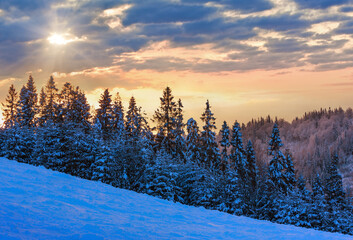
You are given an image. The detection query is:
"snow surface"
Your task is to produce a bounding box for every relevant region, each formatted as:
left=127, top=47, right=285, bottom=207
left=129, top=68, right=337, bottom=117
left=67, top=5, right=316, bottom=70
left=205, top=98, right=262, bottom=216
left=0, top=158, right=352, bottom=240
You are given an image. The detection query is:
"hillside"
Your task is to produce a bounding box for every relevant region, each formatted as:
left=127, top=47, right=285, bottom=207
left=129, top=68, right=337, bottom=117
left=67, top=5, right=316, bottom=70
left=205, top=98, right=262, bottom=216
left=240, top=108, right=353, bottom=195
left=0, top=158, right=352, bottom=240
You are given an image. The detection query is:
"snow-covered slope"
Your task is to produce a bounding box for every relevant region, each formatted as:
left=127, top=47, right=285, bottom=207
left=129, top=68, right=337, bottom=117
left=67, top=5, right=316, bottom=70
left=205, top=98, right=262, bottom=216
left=0, top=158, right=351, bottom=240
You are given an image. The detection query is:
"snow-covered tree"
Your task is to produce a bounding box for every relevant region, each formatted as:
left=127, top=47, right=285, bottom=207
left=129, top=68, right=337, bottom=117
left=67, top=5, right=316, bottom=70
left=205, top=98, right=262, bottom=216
left=200, top=100, right=220, bottom=170
left=174, top=99, right=186, bottom=162
left=16, top=75, right=38, bottom=127
left=2, top=84, right=18, bottom=128
left=230, top=121, right=246, bottom=181
left=267, top=123, right=287, bottom=193
left=95, top=89, right=113, bottom=140
left=219, top=121, right=230, bottom=172
left=186, top=118, right=202, bottom=165
left=153, top=87, right=178, bottom=154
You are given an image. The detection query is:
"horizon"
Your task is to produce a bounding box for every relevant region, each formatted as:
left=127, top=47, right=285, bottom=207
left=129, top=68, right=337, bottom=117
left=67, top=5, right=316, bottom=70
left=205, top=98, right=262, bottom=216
left=1, top=0, right=353, bottom=126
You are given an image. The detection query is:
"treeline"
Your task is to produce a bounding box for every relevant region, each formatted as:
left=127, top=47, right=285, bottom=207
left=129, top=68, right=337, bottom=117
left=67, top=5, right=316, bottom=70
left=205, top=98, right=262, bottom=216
left=0, top=76, right=352, bottom=235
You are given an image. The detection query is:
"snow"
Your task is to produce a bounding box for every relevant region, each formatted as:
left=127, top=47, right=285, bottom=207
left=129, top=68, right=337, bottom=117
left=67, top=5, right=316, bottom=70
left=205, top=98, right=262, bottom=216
left=0, top=158, right=351, bottom=240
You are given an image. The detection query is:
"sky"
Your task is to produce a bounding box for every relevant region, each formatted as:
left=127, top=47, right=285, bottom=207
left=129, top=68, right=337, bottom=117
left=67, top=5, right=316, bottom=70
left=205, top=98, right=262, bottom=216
left=1, top=0, right=353, bottom=126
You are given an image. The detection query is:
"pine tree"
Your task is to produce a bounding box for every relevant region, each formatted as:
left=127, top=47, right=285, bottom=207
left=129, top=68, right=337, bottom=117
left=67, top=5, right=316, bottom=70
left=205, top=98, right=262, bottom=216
left=185, top=118, right=202, bottom=165
left=200, top=100, right=220, bottom=170
left=219, top=121, right=230, bottom=172
left=2, top=84, right=18, bottom=128
left=111, top=92, right=125, bottom=140
left=16, top=75, right=38, bottom=127
left=153, top=87, right=178, bottom=155
left=284, top=150, right=296, bottom=191
left=43, top=76, right=58, bottom=123
left=245, top=140, right=258, bottom=212
left=174, top=99, right=186, bottom=162
left=125, top=96, right=142, bottom=140
left=95, top=89, right=113, bottom=140
left=325, top=154, right=345, bottom=209
left=310, top=174, right=327, bottom=229
left=267, top=123, right=287, bottom=193
left=230, top=121, right=246, bottom=180
left=37, top=88, right=47, bottom=126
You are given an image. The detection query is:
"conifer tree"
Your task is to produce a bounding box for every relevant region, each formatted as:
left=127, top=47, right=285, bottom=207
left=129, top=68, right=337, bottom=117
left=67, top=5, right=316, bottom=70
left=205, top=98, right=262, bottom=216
left=38, top=88, right=47, bottom=126
left=200, top=100, right=220, bottom=170
left=126, top=96, right=140, bottom=140
left=267, top=123, right=287, bottom=193
left=2, top=84, right=18, bottom=128
left=186, top=118, right=202, bottom=165
left=16, top=75, right=38, bottom=127
left=111, top=92, right=125, bottom=139
left=245, top=140, right=258, bottom=208
left=95, top=89, right=113, bottom=140
left=153, top=87, right=178, bottom=154
left=43, top=76, right=58, bottom=123
left=325, top=154, right=345, bottom=209
left=174, top=99, right=186, bottom=162
left=230, top=121, right=246, bottom=182
left=219, top=121, right=230, bottom=172
left=310, top=174, right=326, bottom=229
left=284, top=150, right=296, bottom=191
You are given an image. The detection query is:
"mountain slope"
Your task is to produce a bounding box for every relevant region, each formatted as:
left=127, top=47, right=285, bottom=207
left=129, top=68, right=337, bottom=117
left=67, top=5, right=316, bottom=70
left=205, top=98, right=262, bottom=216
left=0, top=158, right=351, bottom=240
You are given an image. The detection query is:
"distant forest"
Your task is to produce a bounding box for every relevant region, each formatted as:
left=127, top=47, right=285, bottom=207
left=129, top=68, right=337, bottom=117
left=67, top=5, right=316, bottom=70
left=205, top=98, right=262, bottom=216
left=1, top=75, right=352, bottom=235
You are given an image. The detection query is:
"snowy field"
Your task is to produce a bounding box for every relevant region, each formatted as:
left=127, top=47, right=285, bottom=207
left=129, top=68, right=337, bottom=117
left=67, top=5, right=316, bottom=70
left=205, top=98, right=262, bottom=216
left=0, top=158, right=352, bottom=240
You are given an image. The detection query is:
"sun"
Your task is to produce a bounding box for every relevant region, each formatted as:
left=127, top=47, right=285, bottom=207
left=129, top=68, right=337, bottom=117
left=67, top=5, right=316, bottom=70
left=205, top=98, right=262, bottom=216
left=47, top=33, right=70, bottom=45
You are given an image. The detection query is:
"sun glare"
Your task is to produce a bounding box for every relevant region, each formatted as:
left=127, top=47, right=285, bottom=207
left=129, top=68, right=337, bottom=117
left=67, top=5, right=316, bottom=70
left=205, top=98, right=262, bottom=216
left=47, top=33, right=86, bottom=45
left=48, top=33, right=69, bottom=45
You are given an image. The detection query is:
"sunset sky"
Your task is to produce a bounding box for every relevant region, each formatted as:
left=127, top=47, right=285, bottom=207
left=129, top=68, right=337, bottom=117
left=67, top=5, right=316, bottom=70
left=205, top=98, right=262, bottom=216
left=1, top=0, right=353, bottom=126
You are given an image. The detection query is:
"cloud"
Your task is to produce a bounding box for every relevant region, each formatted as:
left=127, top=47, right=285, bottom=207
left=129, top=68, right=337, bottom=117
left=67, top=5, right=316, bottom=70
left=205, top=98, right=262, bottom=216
left=294, top=0, right=352, bottom=9
left=0, top=0, right=353, bottom=79
left=122, top=1, right=215, bottom=25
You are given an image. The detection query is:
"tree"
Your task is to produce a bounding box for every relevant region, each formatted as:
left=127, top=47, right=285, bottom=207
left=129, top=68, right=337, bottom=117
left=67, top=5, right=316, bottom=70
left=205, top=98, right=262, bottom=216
left=186, top=118, right=202, bottom=165
left=2, top=84, right=18, bottom=128
left=267, top=123, right=287, bottom=193
left=245, top=140, right=258, bottom=211
left=219, top=121, right=230, bottom=172
left=200, top=100, right=220, bottom=170
left=42, top=76, right=58, bottom=124
left=325, top=154, right=345, bottom=209
left=230, top=121, right=247, bottom=178
left=16, top=75, right=38, bottom=127
left=284, top=150, right=296, bottom=191
left=174, top=99, right=186, bottom=162
left=111, top=92, right=125, bottom=140
left=153, top=87, right=178, bottom=154
left=95, top=89, right=113, bottom=140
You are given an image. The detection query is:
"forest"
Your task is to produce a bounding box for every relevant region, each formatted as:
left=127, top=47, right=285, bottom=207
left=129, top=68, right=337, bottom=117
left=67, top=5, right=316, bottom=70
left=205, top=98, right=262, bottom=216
left=1, top=75, right=352, bottom=235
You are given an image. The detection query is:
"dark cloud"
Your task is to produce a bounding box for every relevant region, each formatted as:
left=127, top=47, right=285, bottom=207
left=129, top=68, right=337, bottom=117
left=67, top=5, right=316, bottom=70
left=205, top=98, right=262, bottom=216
left=181, top=0, right=273, bottom=13
left=122, top=1, right=214, bottom=25
left=294, top=0, right=352, bottom=9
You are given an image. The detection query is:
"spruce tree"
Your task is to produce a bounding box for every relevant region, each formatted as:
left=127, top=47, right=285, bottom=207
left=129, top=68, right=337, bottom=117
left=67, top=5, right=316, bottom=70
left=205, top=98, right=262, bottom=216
left=174, top=99, right=186, bottom=162
left=16, top=75, right=38, bottom=127
left=153, top=87, right=178, bottom=155
left=325, top=154, right=345, bottom=209
left=2, top=84, right=18, bottom=128
left=245, top=140, right=258, bottom=212
left=186, top=118, right=202, bottom=165
left=230, top=121, right=246, bottom=180
left=219, top=121, right=230, bottom=172
left=284, top=150, right=296, bottom=191
left=95, top=89, right=113, bottom=140
left=200, top=100, right=220, bottom=170
left=111, top=92, right=125, bottom=140
left=267, top=123, right=287, bottom=193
